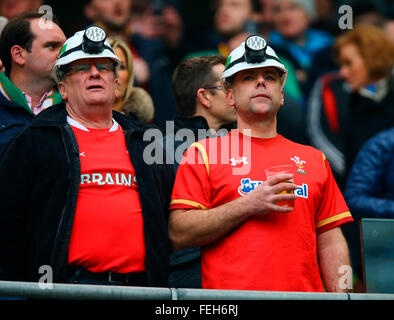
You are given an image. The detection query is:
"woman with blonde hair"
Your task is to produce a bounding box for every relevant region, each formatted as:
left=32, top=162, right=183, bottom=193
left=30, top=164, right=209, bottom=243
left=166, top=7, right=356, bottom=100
left=306, top=24, right=394, bottom=291
left=307, top=24, right=394, bottom=186
left=333, top=24, right=394, bottom=92
left=108, top=37, right=155, bottom=123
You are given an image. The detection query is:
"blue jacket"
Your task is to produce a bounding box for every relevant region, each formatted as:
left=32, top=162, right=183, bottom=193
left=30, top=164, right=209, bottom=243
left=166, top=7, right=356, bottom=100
left=269, top=29, right=333, bottom=70
left=344, top=127, right=394, bottom=220
left=0, top=91, right=33, bottom=154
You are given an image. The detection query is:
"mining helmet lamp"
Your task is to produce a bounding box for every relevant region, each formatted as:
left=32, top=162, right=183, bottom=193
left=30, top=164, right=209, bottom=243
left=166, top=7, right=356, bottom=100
left=83, top=25, right=107, bottom=54
left=221, top=34, right=288, bottom=87
left=54, top=25, right=121, bottom=81
left=226, top=35, right=281, bottom=70
left=245, top=34, right=268, bottom=63
left=56, top=25, right=117, bottom=63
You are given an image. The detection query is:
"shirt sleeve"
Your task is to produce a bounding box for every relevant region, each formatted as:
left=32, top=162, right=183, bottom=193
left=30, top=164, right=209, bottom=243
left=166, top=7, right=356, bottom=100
left=169, top=142, right=211, bottom=210
left=315, top=153, right=354, bottom=234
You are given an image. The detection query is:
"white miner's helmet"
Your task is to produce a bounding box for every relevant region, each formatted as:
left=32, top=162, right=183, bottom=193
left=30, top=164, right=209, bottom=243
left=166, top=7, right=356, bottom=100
left=54, top=25, right=120, bottom=80
left=221, top=34, right=288, bottom=87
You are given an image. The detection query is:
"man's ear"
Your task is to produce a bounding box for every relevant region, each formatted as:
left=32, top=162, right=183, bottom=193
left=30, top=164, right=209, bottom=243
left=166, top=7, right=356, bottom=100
left=10, top=45, right=26, bottom=67
left=226, top=88, right=235, bottom=106
left=58, top=81, right=67, bottom=100
left=196, top=88, right=210, bottom=108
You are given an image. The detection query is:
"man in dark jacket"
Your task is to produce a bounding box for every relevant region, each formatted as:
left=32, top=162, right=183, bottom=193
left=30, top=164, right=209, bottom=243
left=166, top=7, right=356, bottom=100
left=0, top=25, right=174, bottom=287
left=168, top=55, right=236, bottom=171
left=0, top=12, right=65, bottom=153
left=166, top=55, right=236, bottom=288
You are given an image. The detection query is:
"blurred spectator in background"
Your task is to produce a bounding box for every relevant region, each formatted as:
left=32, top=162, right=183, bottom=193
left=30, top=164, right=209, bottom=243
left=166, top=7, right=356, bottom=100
left=311, top=0, right=340, bottom=36
left=218, top=0, right=306, bottom=143
left=108, top=37, right=154, bottom=123
left=84, top=0, right=150, bottom=86
left=84, top=0, right=177, bottom=131
left=269, top=0, right=334, bottom=103
left=130, top=0, right=184, bottom=68
left=212, top=0, right=259, bottom=52
left=166, top=54, right=236, bottom=288
left=307, top=24, right=394, bottom=190
left=169, top=54, right=236, bottom=172
left=0, top=0, right=42, bottom=20
left=0, top=12, right=65, bottom=153
left=337, top=0, right=394, bottom=27
left=182, top=0, right=260, bottom=58
left=254, top=0, right=305, bottom=104
left=348, top=0, right=394, bottom=43
left=256, top=0, right=339, bottom=39
left=383, top=19, right=394, bottom=43
left=352, top=1, right=387, bottom=26
left=307, top=0, right=394, bottom=87
left=307, top=25, right=394, bottom=291
left=254, top=0, right=275, bottom=36
left=344, top=127, right=394, bottom=221
left=343, top=126, right=394, bottom=291
left=0, top=0, right=43, bottom=79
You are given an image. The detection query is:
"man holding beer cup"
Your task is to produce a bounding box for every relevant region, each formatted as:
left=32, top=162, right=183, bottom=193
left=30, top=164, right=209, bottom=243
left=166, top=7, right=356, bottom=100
left=168, top=34, right=353, bottom=292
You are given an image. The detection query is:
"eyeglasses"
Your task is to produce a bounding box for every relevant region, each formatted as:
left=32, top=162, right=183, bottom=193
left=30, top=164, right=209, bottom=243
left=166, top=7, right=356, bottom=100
left=68, top=62, right=115, bottom=74
left=202, top=85, right=223, bottom=91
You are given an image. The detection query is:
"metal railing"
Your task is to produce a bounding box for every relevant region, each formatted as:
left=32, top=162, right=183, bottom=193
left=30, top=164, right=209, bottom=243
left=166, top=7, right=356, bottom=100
left=1, top=281, right=393, bottom=300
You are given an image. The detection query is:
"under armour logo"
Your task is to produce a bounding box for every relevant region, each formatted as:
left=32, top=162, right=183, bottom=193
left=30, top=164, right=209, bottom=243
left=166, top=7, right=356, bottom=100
left=230, top=157, right=248, bottom=166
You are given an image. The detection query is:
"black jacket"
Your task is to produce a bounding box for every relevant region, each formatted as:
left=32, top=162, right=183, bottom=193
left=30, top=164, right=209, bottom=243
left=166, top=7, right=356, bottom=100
left=165, top=116, right=211, bottom=269
left=165, top=115, right=235, bottom=287
left=0, top=90, right=34, bottom=154
left=165, top=115, right=236, bottom=173
left=0, top=103, right=174, bottom=286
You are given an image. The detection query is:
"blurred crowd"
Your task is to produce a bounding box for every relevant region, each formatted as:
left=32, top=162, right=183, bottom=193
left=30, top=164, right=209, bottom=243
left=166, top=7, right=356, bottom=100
left=0, top=0, right=393, bottom=293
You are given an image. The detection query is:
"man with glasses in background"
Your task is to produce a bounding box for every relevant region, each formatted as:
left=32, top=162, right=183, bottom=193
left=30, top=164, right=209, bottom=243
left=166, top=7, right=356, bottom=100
left=0, top=26, right=174, bottom=287
left=166, top=54, right=236, bottom=288
left=169, top=54, right=236, bottom=172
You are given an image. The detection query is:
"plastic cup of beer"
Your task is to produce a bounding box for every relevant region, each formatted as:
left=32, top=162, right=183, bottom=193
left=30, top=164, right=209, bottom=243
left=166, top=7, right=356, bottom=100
left=264, top=164, right=296, bottom=208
